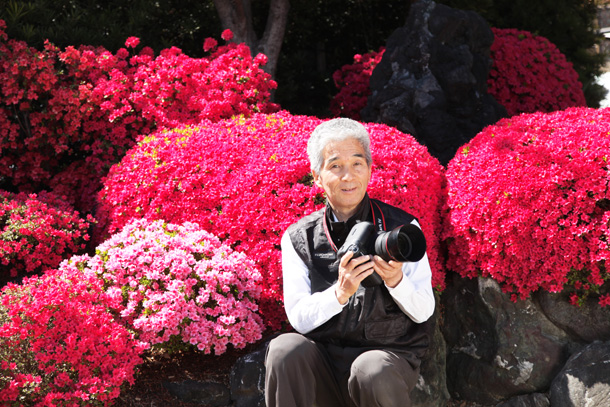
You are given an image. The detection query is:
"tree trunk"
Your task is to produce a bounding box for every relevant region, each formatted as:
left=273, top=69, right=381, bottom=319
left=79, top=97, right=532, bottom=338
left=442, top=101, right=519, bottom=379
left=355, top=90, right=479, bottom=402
left=212, top=0, right=289, bottom=79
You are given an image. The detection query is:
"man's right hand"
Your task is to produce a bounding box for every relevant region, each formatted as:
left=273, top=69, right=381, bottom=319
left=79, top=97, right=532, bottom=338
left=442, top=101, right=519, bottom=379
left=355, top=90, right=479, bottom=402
left=335, top=251, right=375, bottom=305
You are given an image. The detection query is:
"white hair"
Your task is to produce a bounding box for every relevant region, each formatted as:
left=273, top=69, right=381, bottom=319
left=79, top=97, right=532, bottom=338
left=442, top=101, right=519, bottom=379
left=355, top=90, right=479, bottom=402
left=307, top=118, right=372, bottom=173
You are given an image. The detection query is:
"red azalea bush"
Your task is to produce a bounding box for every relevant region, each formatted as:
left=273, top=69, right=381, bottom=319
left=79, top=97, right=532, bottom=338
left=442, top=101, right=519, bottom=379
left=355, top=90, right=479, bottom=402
left=0, top=191, right=93, bottom=285
left=96, top=111, right=446, bottom=329
left=487, top=28, right=586, bottom=116
left=0, top=264, right=147, bottom=406
left=444, top=107, right=610, bottom=306
left=85, top=218, right=264, bottom=355
left=0, top=19, right=278, bottom=213
left=330, top=48, right=385, bottom=119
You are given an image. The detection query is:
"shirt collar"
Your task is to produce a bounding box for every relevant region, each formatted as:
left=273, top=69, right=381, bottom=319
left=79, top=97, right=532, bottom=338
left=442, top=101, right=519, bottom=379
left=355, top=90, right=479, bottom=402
left=325, top=193, right=371, bottom=235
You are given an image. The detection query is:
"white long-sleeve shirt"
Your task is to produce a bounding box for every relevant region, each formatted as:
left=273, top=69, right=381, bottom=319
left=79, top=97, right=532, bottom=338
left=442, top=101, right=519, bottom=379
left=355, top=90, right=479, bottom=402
left=281, top=219, right=436, bottom=334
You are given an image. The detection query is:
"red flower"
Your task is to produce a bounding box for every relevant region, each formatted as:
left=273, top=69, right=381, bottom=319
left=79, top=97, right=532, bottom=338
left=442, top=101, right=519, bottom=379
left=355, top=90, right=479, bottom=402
left=203, top=37, right=218, bottom=52
left=330, top=48, right=385, bottom=119
left=488, top=28, right=586, bottom=116
left=445, top=107, right=610, bottom=306
left=0, top=21, right=277, bottom=214
left=221, top=29, right=234, bottom=41
left=125, top=36, right=140, bottom=49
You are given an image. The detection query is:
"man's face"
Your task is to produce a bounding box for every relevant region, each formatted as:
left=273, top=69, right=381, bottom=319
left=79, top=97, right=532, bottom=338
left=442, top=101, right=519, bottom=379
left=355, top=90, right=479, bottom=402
left=313, top=138, right=372, bottom=222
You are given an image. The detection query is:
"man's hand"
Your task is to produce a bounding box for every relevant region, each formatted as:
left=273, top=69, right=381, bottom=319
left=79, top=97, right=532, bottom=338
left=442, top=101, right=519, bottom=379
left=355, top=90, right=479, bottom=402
left=372, top=255, right=403, bottom=288
left=335, top=251, right=374, bottom=305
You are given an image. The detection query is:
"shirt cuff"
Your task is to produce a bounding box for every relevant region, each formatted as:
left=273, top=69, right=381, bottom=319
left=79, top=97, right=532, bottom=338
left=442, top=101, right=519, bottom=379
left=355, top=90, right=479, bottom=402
left=386, top=273, right=415, bottom=299
left=324, top=283, right=348, bottom=312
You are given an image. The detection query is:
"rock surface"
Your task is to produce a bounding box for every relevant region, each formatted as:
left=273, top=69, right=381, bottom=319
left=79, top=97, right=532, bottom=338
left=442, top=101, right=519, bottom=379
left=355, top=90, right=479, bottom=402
left=361, top=0, right=506, bottom=165
left=549, top=341, right=610, bottom=407
left=442, top=276, right=573, bottom=404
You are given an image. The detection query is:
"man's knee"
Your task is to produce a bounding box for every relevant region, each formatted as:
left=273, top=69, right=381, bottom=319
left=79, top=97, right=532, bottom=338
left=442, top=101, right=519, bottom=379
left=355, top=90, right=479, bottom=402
left=350, top=351, right=405, bottom=387
left=348, top=350, right=418, bottom=406
left=266, top=332, right=318, bottom=369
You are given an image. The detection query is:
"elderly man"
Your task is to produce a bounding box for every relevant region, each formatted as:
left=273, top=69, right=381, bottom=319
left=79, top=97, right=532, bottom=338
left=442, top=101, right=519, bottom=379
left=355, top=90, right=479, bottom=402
left=265, top=118, right=436, bottom=407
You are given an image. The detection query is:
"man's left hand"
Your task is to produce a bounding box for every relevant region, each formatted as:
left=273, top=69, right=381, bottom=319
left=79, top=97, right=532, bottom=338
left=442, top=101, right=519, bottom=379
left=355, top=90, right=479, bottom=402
left=372, top=256, right=403, bottom=288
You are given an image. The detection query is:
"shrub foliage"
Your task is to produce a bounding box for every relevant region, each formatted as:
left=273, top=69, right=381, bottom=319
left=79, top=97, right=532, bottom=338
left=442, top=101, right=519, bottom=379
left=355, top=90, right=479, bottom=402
left=444, top=107, right=610, bottom=306
left=0, top=266, right=147, bottom=406
left=0, top=20, right=277, bottom=213
left=96, top=111, right=447, bottom=329
left=87, top=219, right=264, bottom=355
left=487, top=28, right=586, bottom=116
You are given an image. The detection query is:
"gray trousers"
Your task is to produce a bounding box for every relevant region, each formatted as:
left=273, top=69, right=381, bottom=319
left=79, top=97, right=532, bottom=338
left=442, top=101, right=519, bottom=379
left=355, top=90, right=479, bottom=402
left=264, top=332, right=420, bottom=407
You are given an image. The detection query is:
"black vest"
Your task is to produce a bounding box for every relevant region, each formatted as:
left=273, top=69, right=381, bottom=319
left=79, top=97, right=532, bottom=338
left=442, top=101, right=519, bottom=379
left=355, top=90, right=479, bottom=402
left=286, top=196, right=433, bottom=358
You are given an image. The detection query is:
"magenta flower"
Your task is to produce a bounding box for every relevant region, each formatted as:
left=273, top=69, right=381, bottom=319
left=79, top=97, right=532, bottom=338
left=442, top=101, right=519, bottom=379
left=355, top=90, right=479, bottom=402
left=488, top=28, right=586, bottom=116
left=125, top=36, right=140, bottom=48
left=0, top=191, right=92, bottom=282
left=96, top=112, right=447, bottom=329
left=445, top=107, right=610, bottom=306
left=0, top=262, right=147, bottom=405
left=203, top=37, right=218, bottom=52
left=221, top=29, right=234, bottom=41
left=330, top=47, right=385, bottom=119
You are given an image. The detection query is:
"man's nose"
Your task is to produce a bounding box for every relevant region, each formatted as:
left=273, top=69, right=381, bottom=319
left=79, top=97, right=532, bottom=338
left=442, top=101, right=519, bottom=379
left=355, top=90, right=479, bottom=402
left=341, top=168, right=355, bottom=181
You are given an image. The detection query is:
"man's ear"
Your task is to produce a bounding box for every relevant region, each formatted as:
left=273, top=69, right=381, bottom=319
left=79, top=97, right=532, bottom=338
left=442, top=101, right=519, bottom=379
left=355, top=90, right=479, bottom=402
left=312, top=171, right=323, bottom=189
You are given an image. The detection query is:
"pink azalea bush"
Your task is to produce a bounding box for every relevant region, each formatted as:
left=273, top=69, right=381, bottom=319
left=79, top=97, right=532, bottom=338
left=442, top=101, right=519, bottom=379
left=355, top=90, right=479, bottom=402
left=0, top=265, right=147, bottom=406
left=0, top=191, right=93, bottom=284
left=96, top=111, right=446, bottom=329
left=0, top=20, right=278, bottom=213
left=444, top=107, right=610, bottom=307
left=86, top=219, right=264, bottom=355
left=488, top=28, right=586, bottom=116
left=330, top=48, right=385, bottom=119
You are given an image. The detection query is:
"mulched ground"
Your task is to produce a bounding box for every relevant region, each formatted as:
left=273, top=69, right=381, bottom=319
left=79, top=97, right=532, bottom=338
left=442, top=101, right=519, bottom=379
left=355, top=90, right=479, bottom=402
left=113, top=345, right=255, bottom=407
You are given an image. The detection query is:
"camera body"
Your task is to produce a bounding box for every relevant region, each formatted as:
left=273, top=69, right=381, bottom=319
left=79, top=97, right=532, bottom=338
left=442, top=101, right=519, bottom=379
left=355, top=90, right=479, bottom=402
left=336, top=221, right=427, bottom=287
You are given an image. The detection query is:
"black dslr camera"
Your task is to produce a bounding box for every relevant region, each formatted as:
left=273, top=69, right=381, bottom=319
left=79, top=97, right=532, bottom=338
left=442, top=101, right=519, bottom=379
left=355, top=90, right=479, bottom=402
left=336, top=221, right=427, bottom=287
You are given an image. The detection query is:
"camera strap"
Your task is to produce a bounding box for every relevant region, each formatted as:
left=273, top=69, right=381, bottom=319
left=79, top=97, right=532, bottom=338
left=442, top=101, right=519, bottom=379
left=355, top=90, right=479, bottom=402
left=323, top=200, right=387, bottom=253
left=371, top=200, right=387, bottom=233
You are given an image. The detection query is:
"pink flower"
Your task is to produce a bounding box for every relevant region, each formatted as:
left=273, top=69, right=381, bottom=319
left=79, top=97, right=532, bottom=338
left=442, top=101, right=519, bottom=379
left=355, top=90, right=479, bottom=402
left=88, top=219, right=264, bottom=354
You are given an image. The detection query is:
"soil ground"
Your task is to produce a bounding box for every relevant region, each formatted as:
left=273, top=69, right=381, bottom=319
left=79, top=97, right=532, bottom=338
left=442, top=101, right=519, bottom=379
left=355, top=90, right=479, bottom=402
left=113, top=345, right=252, bottom=407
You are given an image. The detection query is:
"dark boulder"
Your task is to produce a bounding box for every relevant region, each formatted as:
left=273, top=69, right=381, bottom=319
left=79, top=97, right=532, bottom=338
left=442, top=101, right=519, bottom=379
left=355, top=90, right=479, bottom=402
left=362, top=0, right=506, bottom=165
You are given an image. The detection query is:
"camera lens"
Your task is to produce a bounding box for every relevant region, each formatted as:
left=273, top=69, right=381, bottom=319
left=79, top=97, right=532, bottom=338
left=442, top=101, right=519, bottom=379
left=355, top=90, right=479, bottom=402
left=375, top=224, right=426, bottom=262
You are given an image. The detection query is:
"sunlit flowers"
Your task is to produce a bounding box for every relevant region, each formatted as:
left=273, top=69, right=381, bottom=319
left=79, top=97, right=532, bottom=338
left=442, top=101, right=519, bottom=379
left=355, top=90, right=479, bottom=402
left=0, top=264, right=147, bottom=406
left=90, top=219, right=264, bottom=354
left=96, top=112, right=447, bottom=329
left=445, top=107, right=610, bottom=306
